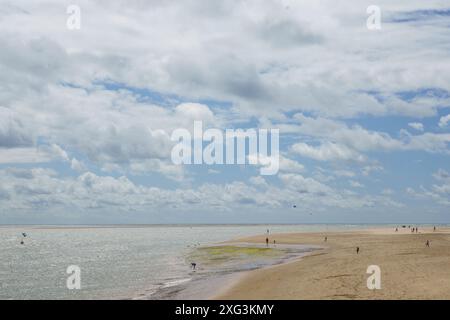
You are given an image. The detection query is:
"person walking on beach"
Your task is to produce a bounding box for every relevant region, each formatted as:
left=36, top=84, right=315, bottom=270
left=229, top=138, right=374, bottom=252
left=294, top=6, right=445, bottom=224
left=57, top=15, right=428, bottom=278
left=426, top=240, right=430, bottom=247
left=324, top=236, right=327, bottom=242
left=191, top=262, right=197, bottom=270
left=356, top=247, right=360, bottom=254
left=434, top=226, right=436, bottom=232
left=266, top=237, right=269, bottom=247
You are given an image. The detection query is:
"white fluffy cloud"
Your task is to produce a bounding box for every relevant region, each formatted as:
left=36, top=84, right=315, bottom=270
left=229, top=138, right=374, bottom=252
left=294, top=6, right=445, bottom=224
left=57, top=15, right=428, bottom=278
left=0, top=168, right=402, bottom=215
left=439, top=115, right=450, bottom=128
left=408, top=122, right=424, bottom=131
left=1, top=0, right=450, bottom=119
left=0, top=107, right=34, bottom=148
left=291, top=142, right=365, bottom=162
left=0, top=1, right=449, bottom=220
left=288, top=114, right=450, bottom=163
left=407, top=169, right=450, bottom=206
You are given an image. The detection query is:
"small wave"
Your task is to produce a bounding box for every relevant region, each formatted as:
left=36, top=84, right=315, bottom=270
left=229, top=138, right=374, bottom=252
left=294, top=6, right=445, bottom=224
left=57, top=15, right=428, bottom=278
left=161, top=277, right=192, bottom=288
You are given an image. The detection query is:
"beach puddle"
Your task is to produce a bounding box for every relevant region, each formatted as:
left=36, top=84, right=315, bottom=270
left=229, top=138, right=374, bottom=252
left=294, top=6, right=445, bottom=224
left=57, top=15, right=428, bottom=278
left=149, top=242, right=322, bottom=299
left=190, top=245, right=284, bottom=270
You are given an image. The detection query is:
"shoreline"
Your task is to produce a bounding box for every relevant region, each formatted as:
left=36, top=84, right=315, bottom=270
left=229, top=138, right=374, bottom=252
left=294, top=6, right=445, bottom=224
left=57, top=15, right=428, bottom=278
left=148, top=242, right=323, bottom=300
left=213, top=226, right=450, bottom=300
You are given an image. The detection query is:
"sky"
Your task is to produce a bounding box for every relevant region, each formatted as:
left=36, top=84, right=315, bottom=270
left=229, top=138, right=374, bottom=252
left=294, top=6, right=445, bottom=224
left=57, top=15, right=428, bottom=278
left=0, top=0, right=450, bottom=224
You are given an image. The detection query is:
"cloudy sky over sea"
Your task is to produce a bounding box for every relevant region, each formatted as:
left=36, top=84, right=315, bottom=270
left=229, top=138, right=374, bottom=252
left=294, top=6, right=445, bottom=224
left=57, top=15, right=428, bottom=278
left=0, top=0, right=450, bottom=223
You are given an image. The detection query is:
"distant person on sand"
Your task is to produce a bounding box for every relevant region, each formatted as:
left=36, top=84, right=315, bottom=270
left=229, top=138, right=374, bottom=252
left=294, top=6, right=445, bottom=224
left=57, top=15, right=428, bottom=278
left=266, top=237, right=269, bottom=246
left=395, top=228, right=398, bottom=232
left=434, top=226, right=436, bottom=232
left=416, top=227, right=419, bottom=233
left=356, top=247, right=360, bottom=254
left=426, top=240, right=430, bottom=247
left=191, top=262, right=197, bottom=270
left=324, top=236, right=327, bottom=242
left=273, top=240, right=276, bottom=246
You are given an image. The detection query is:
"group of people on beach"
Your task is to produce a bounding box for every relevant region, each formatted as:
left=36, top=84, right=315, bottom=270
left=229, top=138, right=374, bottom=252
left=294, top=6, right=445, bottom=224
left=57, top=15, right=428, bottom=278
left=265, top=237, right=276, bottom=247
left=394, top=226, right=421, bottom=233
left=394, top=226, right=437, bottom=233
left=190, top=226, right=438, bottom=270
left=393, top=226, right=437, bottom=247
left=265, top=229, right=277, bottom=247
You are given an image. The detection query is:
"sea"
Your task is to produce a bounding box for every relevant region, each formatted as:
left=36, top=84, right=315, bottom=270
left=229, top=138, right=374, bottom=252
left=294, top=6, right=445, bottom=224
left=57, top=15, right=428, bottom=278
left=0, top=224, right=401, bottom=299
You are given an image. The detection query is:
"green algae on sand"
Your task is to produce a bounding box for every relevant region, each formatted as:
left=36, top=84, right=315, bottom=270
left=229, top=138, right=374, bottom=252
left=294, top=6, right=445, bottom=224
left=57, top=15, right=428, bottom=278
left=189, top=245, right=284, bottom=266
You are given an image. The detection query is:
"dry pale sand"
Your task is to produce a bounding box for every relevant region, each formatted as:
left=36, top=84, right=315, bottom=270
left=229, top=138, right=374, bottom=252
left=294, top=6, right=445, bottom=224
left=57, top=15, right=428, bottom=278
left=215, top=227, right=450, bottom=300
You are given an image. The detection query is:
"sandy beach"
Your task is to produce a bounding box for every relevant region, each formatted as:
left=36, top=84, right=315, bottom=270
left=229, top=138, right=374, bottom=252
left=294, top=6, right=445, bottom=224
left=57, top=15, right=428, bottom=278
left=215, top=226, right=450, bottom=300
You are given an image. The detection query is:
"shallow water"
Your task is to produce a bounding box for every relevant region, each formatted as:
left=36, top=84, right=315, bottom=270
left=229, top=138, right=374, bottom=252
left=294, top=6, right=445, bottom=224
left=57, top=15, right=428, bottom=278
left=0, top=224, right=392, bottom=299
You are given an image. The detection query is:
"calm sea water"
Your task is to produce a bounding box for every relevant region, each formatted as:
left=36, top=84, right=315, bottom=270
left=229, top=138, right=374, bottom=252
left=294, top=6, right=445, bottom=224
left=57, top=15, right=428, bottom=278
left=0, top=224, right=389, bottom=300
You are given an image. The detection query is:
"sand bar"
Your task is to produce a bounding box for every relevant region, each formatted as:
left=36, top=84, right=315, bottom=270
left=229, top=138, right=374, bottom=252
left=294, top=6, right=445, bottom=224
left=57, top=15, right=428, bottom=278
left=215, top=226, right=450, bottom=300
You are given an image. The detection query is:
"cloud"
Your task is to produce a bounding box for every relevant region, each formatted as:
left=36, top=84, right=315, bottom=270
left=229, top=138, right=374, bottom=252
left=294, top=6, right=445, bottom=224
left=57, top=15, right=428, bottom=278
left=289, top=114, right=403, bottom=153
left=249, top=176, right=268, bottom=187
left=349, top=180, right=364, bottom=188
left=291, top=142, right=365, bottom=162
left=362, top=165, right=383, bottom=176
left=259, top=17, right=324, bottom=48
left=433, top=169, right=450, bottom=181
left=288, top=115, right=450, bottom=163
left=0, top=144, right=68, bottom=164
left=2, top=0, right=450, bottom=121
left=0, top=168, right=401, bottom=214
left=175, top=103, right=215, bottom=124
left=71, top=158, right=87, bottom=172
left=0, top=107, right=34, bottom=148
left=279, top=173, right=332, bottom=195
left=439, top=114, right=450, bottom=128
left=406, top=169, right=450, bottom=206
left=0, top=1, right=449, bottom=221
left=388, top=8, right=450, bottom=23
left=278, top=156, right=305, bottom=173
left=408, top=122, right=424, bottom=131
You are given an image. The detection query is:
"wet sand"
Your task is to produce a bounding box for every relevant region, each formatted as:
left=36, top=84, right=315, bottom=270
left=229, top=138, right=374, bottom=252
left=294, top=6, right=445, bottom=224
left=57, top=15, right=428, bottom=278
left=150, top=243, right=321, bottom=300
left=215, top=226, right=450, bottom=300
